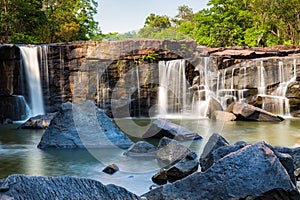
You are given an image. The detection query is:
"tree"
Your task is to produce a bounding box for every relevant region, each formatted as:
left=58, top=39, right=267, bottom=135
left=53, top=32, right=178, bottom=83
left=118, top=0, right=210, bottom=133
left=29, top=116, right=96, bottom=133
left=42, top=0, right=99, bottom=42
left=139, top=13, right=190, bottom=40
left=0, top=0, right=100, bottom=43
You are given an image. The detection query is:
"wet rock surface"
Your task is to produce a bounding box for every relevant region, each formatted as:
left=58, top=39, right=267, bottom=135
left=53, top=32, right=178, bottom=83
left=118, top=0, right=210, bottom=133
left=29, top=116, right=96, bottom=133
left=102, top=164, right=119, bottom=175
left=18, top=113, right=56, bottom=129
left=142, top=119, right=202, bottom=141
left=226, top=102, right=284, bottom=122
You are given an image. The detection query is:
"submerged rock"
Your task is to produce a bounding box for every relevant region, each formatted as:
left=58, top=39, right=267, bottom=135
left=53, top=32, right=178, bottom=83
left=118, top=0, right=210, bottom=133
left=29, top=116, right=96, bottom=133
left=124, top=141, right=158, bottom=157
left=226, top=102, right=284, bottom=122
left=0, top=116, right=12, bottom=125
left=0, top=174, right=140, bottom=200
left=142, top=119, right=202, bottom=141
left=102, top=163, right=119, bottom=175
left=18, top=113, right=56, bottom=129
left=37, top=101, right=133, bottom=149
left=145, top=142, right=300, bottom=199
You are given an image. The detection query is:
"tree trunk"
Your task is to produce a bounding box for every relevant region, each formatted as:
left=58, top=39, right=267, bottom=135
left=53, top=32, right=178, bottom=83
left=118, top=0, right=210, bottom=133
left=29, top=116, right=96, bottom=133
left=2, top=0, right=8, bottom=43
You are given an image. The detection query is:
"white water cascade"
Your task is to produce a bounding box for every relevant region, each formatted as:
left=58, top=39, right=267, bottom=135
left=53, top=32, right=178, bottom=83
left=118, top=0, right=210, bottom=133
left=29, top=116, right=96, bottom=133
left=158, top=60, right=190, bottom=117
left=20, top=46, right=45, bottom=117
left=261, top=61, right=296, bottom=117
left=157, top=58, right=217, bottom=118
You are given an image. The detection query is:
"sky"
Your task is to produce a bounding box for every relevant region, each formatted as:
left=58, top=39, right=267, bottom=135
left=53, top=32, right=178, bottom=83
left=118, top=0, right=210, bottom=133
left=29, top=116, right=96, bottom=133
left=96, top=0, right=209, bottom=34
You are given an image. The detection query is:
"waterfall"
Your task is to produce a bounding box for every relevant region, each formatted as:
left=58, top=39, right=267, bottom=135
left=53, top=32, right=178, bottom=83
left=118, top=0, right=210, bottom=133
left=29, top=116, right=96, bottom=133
left=230, top=68, right=235, bottom=90
left=192, top=57, right=216, bottom=117
left=262, top=60, right=295, bottom=117
left=135, top=64, right=141, bottom=116
left=158, top=59, right=189, bottom=117
left=20, top=46, right=45, bottom=117
left=257, top=61, right=266, bottom=95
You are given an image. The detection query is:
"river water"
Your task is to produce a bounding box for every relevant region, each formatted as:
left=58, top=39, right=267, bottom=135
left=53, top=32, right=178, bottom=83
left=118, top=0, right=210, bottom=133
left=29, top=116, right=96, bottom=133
left=0, top=118, right=300, bottom=195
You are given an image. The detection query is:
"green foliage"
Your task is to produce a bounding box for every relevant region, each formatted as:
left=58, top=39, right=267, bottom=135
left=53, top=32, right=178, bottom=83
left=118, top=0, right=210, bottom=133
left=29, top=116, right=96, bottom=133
left=137, top=0, right=300, bottom=47
left=102, top=31, right=139, bottom=41
left=0, top=0, right=100, bottom=43
left=141, top=53, right=160, bottom=63
left=187, top=0, right=300, bottom=46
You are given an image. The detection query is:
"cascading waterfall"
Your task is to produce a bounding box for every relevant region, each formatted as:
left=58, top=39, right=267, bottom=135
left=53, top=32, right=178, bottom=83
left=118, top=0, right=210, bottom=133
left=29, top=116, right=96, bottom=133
left=158, top=59, right=190, bottom=117
left=257, top=61, right=266, bottom=95
left=135, top=64, right=141, bottom=116
left=192, top=57, right=216, bottom=117
left=20, top=46, right=45, bottom=117
left=261, top=61, right=295, bottom=117
left=157, top=58, right=218, bottom=118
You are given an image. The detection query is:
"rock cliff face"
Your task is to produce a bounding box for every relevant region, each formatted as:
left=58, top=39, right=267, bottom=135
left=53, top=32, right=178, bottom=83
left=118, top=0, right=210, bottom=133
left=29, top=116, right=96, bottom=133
left=1, top=40, right=300, bottom=119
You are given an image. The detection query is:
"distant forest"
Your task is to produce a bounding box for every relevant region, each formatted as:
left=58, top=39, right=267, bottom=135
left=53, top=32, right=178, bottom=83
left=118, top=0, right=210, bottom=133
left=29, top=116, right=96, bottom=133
left=1, top=0, right=300, bottom=47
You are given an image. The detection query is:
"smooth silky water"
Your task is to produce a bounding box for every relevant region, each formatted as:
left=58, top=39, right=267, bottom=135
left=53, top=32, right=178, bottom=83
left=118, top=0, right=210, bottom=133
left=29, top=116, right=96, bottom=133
left=1, top=118, right=300, bottom=195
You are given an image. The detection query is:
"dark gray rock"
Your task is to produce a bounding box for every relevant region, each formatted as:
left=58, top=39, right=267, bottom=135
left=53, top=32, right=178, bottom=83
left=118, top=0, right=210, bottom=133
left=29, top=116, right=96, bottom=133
left=0, top=116, right=12, bottom=125
left=142, top=186, right=164, bottom=200
left=18, top=113, right=56, bottom=129
left=201, top=137, right=297, bottom=186
left=124, top=141, right=158, bottom=157
left=274, top=146, right=300, bottom=169
left=37, top=101, right=133, bottom=149
left=199, top=133, right=229, bottom=172
left=157, top=137, right=190, bottom=165
left=142, top=119, right=202, bottom=141
left=152, top=170, right=168, bottom=185
left=166, top=151, right=199, bottom=183
left=148, top=142, right=299, bottom=200
left=0, top=174, right=140, bottom=200
left=102, top=163, right=119, bottom=175
left=226, top=102, right=284, bottom=122
left=152, top=152, right=199, bottom=185
left=251, top=188, right=300, bottom=200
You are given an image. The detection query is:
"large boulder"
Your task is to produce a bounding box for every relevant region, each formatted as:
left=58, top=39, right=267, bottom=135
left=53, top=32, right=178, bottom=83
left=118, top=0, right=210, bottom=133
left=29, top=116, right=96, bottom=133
left=201, top=138, right=296, bottom=186
left=0, top=174, right=140, bottom=200
left=142, top=119, right=202, bottom=141
left=37, top=101, right=133, bottom=149
left=274, top=146, right=300, bottom=169
left=199, top=133, right=229, bottom=172
left=156, top=137, right=191, bottom=165
left=18, top=113, right=56, bottom=129
left=145, top=142, right=300, bottom=199
left=226, top=102, right=284, bottom=122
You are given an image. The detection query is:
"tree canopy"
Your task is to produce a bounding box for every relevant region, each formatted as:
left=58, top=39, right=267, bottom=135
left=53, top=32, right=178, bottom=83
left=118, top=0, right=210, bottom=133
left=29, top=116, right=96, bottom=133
left=0, top=0, right=101, bottom=43
left=136, top=1, right=300, bottom=47
left=1, top=0, right=300, bottom=46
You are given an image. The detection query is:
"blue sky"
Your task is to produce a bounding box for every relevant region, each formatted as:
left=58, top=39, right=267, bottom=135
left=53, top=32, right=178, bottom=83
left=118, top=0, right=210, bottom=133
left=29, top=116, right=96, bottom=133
left=96, top=0, right=209, bottom=34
